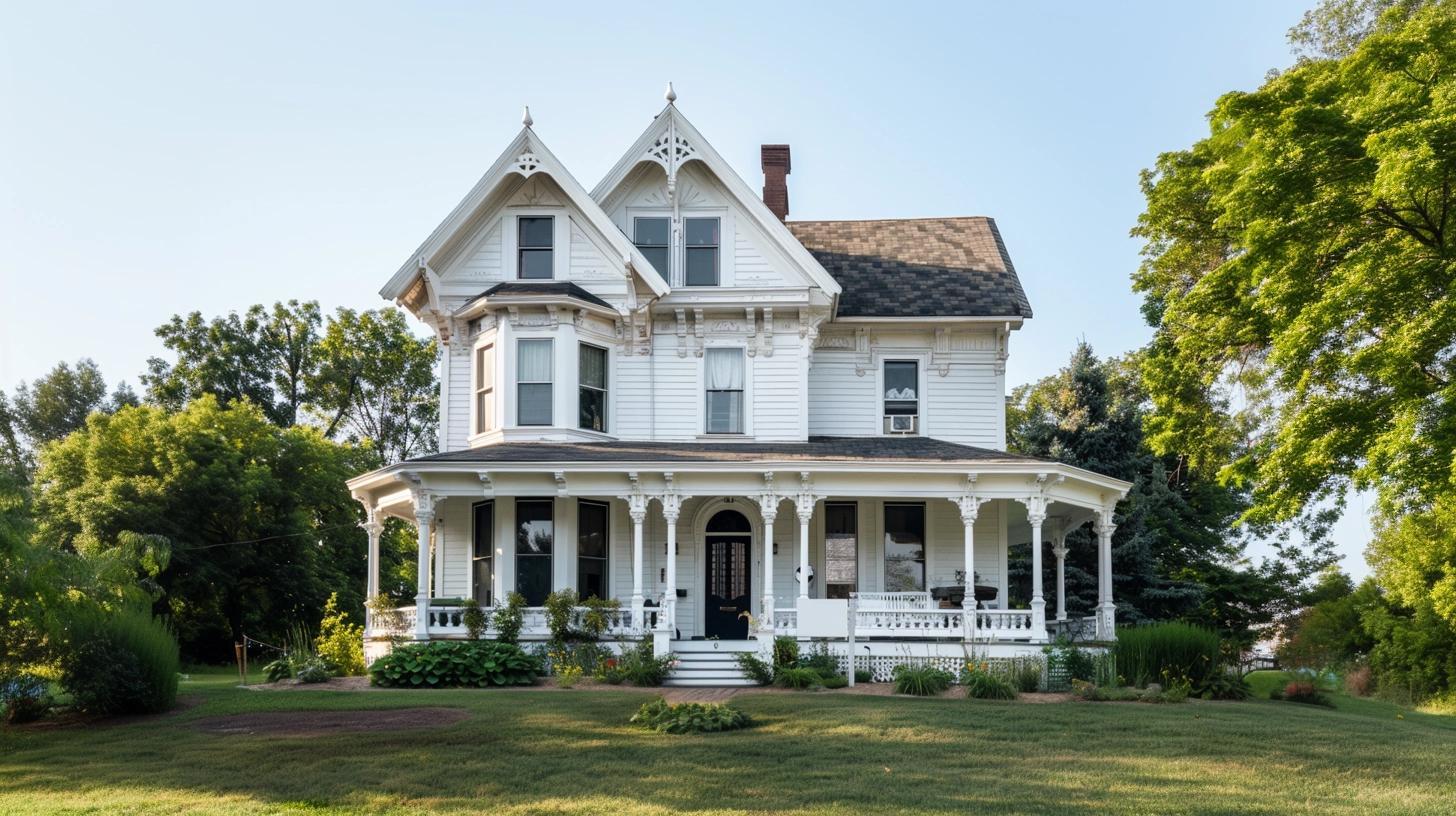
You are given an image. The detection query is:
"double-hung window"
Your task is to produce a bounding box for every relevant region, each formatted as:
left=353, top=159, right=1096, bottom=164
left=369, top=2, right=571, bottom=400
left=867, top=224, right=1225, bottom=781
left=824, top=502, right=858, bottom=599
left=884, top=502, right=926, bottom=592
left=704, top=347, right=745, bottom=434
left=516, top=339, right=553, bottom=426
left=474, top=343, right=495, bottom=434
left=577, top=500, right=609, bottom=601
left=471, top=501, right=494, bottom=606
left=883, top=360, right=919, bottom=433
left=517, top=216, right=553, bottom=279
left=514, top=499, right=553, bottom=606
left=684, top=217, right=720, bottom=286
left=578, top=344, right=607, bottom=432
left=633, top=217, right=669, bottom=278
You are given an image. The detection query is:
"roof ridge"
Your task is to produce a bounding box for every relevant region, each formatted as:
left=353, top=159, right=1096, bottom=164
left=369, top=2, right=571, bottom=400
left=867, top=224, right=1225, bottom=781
left=789, top=216, right=994, bottom=225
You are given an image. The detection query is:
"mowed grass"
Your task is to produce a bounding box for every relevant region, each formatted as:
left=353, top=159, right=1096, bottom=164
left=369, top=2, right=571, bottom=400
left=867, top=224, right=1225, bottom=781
left=2, top=669, right=1455, bottom=815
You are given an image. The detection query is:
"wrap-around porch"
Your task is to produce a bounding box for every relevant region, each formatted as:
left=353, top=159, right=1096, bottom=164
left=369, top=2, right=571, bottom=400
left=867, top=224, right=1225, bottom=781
left=350, top=457, right=1129, bottom=658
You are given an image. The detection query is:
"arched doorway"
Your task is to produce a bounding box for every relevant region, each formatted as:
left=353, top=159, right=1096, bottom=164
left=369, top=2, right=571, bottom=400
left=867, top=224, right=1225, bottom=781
left=704, top=509, right=752, bottom=639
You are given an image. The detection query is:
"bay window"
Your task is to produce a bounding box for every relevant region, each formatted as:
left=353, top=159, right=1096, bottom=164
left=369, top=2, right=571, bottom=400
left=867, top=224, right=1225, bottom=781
left=578, top=344, right=607, bottom=432
left=474, top=343, right=495, bottom=434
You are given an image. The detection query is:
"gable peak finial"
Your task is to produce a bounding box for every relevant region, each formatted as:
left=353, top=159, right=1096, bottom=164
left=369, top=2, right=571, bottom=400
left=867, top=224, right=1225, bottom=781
left=664, top=82, right=676, bottom=104
left=521, top=105, right=533, bottom=128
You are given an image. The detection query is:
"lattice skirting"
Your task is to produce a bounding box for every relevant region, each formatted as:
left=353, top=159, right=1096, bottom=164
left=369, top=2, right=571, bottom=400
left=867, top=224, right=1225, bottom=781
left=838, top=653, right=1053, bottom=685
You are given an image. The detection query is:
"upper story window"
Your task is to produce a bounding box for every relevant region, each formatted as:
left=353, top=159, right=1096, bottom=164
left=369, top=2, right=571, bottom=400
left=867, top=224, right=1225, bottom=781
left=704, top=347, right=744, bottom=434
left=517, top=216, right=554, bottom=279
left=474, top=343, right=495, bottom=435
left=684, top=217, right=720, bottom=286
left=633, top=217, right=669, bottom=278
left=579, top=344, right=608, bottom=432
left=517, top=339, right=553, bottom=426
left=883, top=360, right=919, bottom=434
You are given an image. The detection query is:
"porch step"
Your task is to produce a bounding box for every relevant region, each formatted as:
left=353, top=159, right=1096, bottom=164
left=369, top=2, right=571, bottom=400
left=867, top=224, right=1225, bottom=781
left=664, top=647, right=756, bottom=687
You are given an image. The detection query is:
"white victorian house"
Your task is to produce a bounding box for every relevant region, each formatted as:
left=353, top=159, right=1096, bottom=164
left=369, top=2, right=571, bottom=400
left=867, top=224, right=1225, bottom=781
left=347, top=92, right=1131, bottom=684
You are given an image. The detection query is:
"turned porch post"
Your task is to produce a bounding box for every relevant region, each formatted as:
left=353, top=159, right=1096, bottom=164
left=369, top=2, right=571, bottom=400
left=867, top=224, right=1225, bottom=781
left=1026, top=494, right=1048, bottom=641
left=660, top=489, right=684, bottom=635
left=952, top=493, right=982, bottom=642
left=626, top=491, right=648, bottom=630
left=411, top=491, right=435, bottom=640
left=756, top=487, right=779, bottom=633
left=1052, top=524, right=1069, bottom=623
left=361, top=506, right=383, bottom=632
left=794, top=474, right=818, bottom=601
left=1095, top=508, right=1117, bottom=639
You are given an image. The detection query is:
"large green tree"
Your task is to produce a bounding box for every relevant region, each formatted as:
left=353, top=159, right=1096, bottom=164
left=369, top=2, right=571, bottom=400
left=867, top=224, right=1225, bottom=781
left=32, top=396, right=370, bottom=661
left=1, top=359, right=135, bottom=480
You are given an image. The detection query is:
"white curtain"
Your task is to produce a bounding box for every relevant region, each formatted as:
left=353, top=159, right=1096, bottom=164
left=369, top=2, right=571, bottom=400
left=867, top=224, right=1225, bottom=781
left=517, top=339, right=553, bottom=382
left=705, top=348, right=744, bottom=390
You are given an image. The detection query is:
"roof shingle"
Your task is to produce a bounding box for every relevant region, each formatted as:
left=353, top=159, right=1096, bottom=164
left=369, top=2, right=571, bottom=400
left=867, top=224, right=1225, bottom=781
left=787, top=217, right=1032, bottom=319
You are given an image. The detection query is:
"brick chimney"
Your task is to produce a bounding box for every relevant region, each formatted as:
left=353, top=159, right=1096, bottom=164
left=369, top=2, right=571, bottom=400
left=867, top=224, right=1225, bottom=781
left=761, top=144, right=791, bottom=222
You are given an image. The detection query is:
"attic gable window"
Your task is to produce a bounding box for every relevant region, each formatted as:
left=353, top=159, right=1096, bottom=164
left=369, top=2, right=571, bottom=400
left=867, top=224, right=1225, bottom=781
left=633, top=217, right=669, bottom=278
left=517, top=216, right=554, bottom=279
left=685, top=217, right=719, bottom=286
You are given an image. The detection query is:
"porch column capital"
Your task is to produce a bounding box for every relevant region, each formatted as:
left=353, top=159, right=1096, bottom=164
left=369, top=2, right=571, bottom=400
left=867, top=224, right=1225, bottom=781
left=410, top=491, right=437, bottom=525
left=951, top=494, right=985, bottom=524
left=657, top=492, right=689, bottom=524
left=1052, top=541, right=1069, bottom=560
left=793, top=471, right=818, bottom=522
left=1094, top=506, right=1117, bottom=537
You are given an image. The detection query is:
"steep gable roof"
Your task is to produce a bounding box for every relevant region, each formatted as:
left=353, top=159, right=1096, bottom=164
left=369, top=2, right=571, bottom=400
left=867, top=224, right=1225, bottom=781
left=787, top=217, right=1033, bottom=319
left=380, top=124, right=669, bottom=305
left=591, top=103, right=842, bottom=298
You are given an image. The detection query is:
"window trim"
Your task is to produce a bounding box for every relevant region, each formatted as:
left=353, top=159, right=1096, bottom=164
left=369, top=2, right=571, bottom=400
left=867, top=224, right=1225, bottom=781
left=515, top=338, right=554, bottom=427
left=471, top=500, right=494, bottom=606
left=474, top=342, right=496, bottom=435
left=877, top=354, right=929, bottom=436
left=516, top=215, right=555, bottom=280
left=882, top=501, right=927, bottom=593
left=576, top=499, right=610, bottom=601
left=702, top=346, right=748, bottom=435
left=823, top=501, right=858, bottom=599
left=632, top=216, right=670, bottom=281
left=514, top=498, right=555, bottom=606
left=578, top=343, right=609, bottom=433
left=684, top=216, right=721, bottom=287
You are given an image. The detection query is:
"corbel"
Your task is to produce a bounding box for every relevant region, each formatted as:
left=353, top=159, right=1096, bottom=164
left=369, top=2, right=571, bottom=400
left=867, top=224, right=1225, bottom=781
left=675, top=308, right=688, bottom=358
left=507, top=306, right=521, bottom=328
left=853, top=328, right=872, bottom=376
left=932, top=328, right=951, bottom=376
left=478, top=471, right=494, bottom=497
left=553, top=471, right=568, bottom=497
left=746, top=307, right=759, bottom=357
left=762, top=307, right=774, bottom=357
left=693, top=308, right=705, bottom=357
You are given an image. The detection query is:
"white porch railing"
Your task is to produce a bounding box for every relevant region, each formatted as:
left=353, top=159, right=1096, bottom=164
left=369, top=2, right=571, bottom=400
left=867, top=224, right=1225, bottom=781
left=773, top=609, right=798, bottom=635
left=370, top=604, right=641, bottom=640
left=974, top=608, right=1035, bottom=637
left=854, top=607, right=962, bottom=636
left=851, top=591, right=936, bottom=610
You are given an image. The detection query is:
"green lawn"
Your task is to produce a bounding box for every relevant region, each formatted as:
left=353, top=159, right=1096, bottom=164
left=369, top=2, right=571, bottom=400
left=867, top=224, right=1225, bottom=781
left=3, top=669, right=1455, bottom=815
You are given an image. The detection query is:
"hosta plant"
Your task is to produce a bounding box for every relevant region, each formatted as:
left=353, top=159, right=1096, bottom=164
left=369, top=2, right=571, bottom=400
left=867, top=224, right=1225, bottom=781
left=630, top=697, right=751, bottom=734
left=369, top=641, right=540, bottom=688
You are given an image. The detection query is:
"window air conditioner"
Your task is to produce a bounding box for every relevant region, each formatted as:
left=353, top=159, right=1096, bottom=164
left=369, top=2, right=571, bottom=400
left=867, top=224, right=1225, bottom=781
left=884, top=414, right=918, bottom=434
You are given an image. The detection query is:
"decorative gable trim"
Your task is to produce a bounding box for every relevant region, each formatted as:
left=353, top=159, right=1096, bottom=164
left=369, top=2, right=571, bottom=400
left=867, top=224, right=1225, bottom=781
left=590, top=104, right=842, bottom=299
left=380, top=125, right=669, bottom=305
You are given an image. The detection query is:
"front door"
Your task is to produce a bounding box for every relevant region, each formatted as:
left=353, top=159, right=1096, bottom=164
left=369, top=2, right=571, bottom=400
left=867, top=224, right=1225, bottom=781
left=704, top=510, right=752, bottom=639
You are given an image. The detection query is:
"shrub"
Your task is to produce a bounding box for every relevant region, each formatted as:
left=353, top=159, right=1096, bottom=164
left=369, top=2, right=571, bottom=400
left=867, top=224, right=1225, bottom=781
left=775, top=666, right=823, bottom=690
left=798, top=640, right=839, bottom=678
left=314, top=593, right=365, bottom=676
left=734, top=652, right=775, bottom=685
left=60, top=606, right=179, bottom=715
left=1005, top=657, right=1043, bottom=692
left=293, top=655, right=332, bottom=683
left=1045, top=639, right=1099, bottom=689
left=462, top=600, right=489, bottom=641
left=821, top=674, right=848, bottom=689
left=892, top=664, right=954, bottom=696
left=630, top=697, right=750, bottom=734
left=617, top=638, right=675, bottom=686
left=772, top=636, right=799, bottom=670
left=555, top=660, right=583, bottom=689
left=544, top=589, right=579, bottom=645
left=493, top=592, right=525, bottom=645
left=1, top=674, right=52, bottom=724
left=579, top=596, right=622, bottom=640
left=1116, top=623, right=1222, bottom=688
left=1345, top=665, right=1374, bottom=697
left=961, top=666, right=1017, bottom=700
left=369, top=640, right=539, bottom=688
left=1193, top=672, right=1251, bottom=700
left=1273, top=680, right=1332, bottom=707
left=854, top=668, right=872, bottom=684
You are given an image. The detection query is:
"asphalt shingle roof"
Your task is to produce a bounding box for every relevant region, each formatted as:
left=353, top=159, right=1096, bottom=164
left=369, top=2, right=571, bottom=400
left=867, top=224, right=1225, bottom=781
left=407, top=436, right=1045, bottom=465
left=787, top=217, right=1033, bottom=319
left=471, top=281, right=613, bottom=309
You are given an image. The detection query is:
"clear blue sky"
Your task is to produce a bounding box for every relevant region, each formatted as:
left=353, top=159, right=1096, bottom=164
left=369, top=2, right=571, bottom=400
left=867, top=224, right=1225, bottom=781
left=0, top=0, right=1370, bottom=575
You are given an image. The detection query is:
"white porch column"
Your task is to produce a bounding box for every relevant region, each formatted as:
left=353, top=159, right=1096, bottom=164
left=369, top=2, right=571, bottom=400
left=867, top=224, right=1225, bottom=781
left=1095, top=508, right=1117, bottom=639
left=952, top=493, right=982, bottom=642
left=361, top=507, right=383, bottom=632
left=1026, top=495, right=1048, bottom=641
left=757, top=491, right=779, bottom=633
left=411, top=491, right=436, bottom=640
left=625, top=490, right=648, bottom=630
left=659, top=489, right=684, bottom=635
left=1052, top=525, right=1069, bottom=623
left=793, top=473, right=818, bottom=601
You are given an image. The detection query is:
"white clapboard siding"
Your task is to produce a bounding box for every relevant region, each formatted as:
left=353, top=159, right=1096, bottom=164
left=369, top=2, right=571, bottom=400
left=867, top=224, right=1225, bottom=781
left=925, top=355, right=1003, bottom=449
left=445, top=338, right=473, bottom=451
left=450, top=219, right=504, bottom=282
left=807, top=353, right=878, bottom=436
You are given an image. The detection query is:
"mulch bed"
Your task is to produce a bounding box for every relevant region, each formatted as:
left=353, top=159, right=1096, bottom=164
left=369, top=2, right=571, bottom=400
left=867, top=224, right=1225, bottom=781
left=191, top=707, right=470, bottom=737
